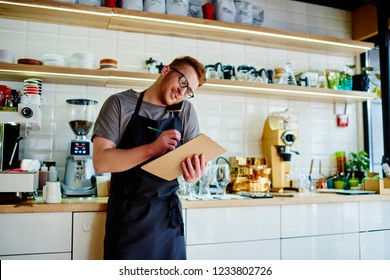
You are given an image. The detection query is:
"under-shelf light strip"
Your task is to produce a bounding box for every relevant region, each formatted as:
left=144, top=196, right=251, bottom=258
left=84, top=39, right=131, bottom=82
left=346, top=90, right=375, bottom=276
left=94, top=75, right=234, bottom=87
left=0, top=69, right=372, bottom=100
left=113, top=14, right=371, bottom=50
left=0, top=69, right=107, bottom=80
left=1, top=1, right=371, bottom=51
left=204, top=83, right=373, bottom=100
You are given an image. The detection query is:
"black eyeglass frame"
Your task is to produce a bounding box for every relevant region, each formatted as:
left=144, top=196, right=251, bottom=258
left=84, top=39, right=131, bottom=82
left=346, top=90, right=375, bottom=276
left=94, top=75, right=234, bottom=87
left=170, top=67, right=195, bottom=99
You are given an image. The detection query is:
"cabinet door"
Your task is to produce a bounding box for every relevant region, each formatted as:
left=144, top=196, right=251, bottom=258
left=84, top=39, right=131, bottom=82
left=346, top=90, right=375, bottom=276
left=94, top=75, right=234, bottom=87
left=359, top=201, right=390, bottom=231
left=186, top=206, right=280, bottom=245
left=187, top=239, right=280, bottom=260
left=0, top=253, right=71, bottom=260
left=281, top=202, right=359, bottom=238
left=72, top=212, right=106, bottom=260
left=0, top=212, right=72, bottom=257
left=281, top=233, right=360, bottom=260
left=360, top=230, right=390, bottom=260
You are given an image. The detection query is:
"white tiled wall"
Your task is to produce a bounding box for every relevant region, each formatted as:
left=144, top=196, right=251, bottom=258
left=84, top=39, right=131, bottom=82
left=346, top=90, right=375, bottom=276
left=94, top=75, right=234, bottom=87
left=0, top=0, right=361, bottom=180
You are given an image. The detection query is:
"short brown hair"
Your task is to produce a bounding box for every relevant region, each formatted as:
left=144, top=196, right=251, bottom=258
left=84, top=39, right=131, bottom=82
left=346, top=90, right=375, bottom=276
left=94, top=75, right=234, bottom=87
left=169, top=56, right=206, bottom=87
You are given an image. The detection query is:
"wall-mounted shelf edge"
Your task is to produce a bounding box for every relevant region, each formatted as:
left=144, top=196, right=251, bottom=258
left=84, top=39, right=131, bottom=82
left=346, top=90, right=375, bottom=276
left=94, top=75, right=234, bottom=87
left=0, top=0, right=374, bottom=57
left=0, top=63, right=377, bottom=103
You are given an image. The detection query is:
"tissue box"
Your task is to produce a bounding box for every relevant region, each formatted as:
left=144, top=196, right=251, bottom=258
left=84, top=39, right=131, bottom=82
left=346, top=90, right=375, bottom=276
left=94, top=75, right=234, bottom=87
left=364, top=178, right=390, bottom=194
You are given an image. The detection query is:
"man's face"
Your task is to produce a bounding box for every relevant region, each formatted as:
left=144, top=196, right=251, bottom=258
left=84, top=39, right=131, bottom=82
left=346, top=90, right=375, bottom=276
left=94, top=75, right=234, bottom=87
left=159, top=65, right=199, bottom=105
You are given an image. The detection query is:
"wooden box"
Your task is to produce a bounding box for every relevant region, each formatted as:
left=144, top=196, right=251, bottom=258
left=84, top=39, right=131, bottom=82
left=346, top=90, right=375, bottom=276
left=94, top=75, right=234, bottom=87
left=364, top=178, right=390, bottom=194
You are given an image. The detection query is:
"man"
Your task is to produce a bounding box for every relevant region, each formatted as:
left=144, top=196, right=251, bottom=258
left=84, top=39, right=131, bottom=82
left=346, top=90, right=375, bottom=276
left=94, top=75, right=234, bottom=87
left=92, top=56, right=207, bottom=260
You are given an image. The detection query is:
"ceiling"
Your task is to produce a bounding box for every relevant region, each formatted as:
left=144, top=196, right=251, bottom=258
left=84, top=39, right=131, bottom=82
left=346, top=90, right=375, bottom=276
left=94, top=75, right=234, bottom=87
left=293, top=0, right=388, bottom=12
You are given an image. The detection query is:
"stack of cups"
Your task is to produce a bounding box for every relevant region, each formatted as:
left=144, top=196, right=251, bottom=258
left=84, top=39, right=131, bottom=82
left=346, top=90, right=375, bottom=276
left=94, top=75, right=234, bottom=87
left=21, top=78, right=46, bottom=106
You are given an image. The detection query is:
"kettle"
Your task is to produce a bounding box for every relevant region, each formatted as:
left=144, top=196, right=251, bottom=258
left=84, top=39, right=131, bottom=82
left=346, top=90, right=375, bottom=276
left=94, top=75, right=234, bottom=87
left=217, top=63, right=236, bottom=80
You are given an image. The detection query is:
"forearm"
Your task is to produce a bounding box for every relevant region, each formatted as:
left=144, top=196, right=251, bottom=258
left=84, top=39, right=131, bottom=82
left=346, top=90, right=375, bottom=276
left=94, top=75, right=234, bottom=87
left=93, top=143, right=157, bottom=174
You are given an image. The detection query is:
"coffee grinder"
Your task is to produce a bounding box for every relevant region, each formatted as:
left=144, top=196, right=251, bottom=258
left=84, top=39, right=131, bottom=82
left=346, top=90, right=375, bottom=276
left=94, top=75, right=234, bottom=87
left=262, top=111, right=299, bottom=191
left=61, top=99, right=98, bottom=197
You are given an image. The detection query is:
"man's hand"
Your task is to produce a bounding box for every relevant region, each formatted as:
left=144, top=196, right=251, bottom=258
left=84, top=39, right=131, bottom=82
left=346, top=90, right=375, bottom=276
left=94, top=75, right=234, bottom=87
left=152, top=129, right=181, bottom=155
left=181, top=154, right=206, bottom=183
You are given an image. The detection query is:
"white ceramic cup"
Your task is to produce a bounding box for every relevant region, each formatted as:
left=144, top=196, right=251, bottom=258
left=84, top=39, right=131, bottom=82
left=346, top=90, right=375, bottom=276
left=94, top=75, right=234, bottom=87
left=43, top=181, right=62, bottom=203
left=96, top=176, right=110, bottom=197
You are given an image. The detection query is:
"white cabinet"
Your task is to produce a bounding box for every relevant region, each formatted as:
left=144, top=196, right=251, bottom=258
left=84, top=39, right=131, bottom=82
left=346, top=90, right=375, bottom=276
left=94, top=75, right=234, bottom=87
left=359, top=201, right=390, bottom=260
left=282, top=233, right=359, bottom=260
left=359, top=201, right=390, bottom=231
left=281, top=202, right=359, bottom=237
left=0, top=212, right=72, bottom=260
left=360, top=230, right=390, bottom=260
left=281, top=203, right=360, bottom=260
left=186, top=206, right=280, bottom=260
left=72, top=212, right=106, bottom=260
left=187, top=239, right=280, bottom=260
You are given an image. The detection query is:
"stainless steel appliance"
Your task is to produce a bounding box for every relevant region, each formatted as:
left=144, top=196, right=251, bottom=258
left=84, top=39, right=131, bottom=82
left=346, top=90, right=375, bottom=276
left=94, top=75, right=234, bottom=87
left=61, top=99, right=98, bottom=197
left=0, top=103, right=41, bottom=199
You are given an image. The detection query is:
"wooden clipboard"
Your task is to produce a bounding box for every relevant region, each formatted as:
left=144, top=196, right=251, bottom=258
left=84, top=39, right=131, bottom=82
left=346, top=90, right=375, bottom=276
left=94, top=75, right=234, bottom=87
left=141, top=133, right=227, bottom=181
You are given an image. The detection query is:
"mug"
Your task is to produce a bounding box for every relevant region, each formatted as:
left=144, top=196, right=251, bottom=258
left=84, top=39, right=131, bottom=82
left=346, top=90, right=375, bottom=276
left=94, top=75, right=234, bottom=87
left=43, top=181, right=62, bottom=203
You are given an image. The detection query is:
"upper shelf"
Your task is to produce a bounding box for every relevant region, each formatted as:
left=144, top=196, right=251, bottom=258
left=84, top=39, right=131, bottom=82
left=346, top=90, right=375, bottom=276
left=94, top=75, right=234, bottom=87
left=0, top=63, right=377, bottom=103
left=0, top=0, right=374, bottom=57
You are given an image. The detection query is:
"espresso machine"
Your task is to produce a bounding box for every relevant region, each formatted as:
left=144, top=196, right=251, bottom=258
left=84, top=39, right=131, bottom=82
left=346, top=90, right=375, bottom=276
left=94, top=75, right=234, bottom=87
left=61, top=99, right=98, bottom=197
left=262, top=111, right=299, bottom=191
left=0, top=103, right=41, bottom=198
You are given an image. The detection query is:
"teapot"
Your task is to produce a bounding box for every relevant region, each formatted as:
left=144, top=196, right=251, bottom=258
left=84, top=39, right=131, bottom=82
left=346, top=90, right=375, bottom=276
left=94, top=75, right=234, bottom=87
left=205, top=64, right=219, bottom=79
left=236, top=65, right=256, bottom=81
left=145, top=57, right=159, bottom=74
left=255, top=68, right=269, bottom=83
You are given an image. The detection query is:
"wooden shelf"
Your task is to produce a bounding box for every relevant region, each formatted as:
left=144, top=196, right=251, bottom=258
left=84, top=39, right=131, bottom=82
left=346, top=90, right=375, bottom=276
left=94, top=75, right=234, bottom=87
left=0, top=63, right=377, bottom=103
left=0, top=0, right=374, bottom=57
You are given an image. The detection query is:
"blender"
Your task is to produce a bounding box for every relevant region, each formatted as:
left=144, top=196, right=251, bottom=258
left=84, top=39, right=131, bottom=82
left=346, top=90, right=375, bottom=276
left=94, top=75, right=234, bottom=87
left=61, top=99, right=98, bottom=197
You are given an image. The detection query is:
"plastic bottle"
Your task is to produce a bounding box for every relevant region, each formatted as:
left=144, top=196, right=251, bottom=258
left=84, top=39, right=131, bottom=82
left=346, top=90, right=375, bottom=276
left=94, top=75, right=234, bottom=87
left=49, top=165, right=58, bottom=182
left=38, top=164, right=49, bottom=191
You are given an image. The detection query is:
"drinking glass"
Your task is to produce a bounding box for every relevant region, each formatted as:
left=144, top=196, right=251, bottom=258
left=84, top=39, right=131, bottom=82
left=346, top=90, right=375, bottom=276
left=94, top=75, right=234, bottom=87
left=214, top=163, right=231, bottom=198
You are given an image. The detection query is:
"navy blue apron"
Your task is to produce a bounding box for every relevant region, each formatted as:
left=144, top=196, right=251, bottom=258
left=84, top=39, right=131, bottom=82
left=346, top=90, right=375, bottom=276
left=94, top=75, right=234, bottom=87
left=104, top=91, right=185, bottom=260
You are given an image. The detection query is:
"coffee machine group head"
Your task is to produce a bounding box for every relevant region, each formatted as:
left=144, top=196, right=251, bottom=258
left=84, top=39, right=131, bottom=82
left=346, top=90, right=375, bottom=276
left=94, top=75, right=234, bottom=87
left=262, top=112, right=299, bottom=191
left=61, top=99, right=98, bottom=197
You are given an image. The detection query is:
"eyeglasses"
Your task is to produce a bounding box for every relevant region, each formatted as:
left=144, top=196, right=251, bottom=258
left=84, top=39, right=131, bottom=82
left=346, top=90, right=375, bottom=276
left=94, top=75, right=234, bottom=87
left=170, top=67, right=194, bottom=99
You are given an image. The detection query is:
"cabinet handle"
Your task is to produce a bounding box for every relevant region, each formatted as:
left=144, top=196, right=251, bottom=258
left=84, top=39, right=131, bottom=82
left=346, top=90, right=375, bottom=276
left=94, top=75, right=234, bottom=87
left=82, top=221, right=94, bottom=233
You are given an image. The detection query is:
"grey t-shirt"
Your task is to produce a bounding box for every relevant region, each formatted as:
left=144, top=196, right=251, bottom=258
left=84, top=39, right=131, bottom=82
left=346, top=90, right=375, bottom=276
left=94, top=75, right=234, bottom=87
left=92, top=89, right=201, bottom=145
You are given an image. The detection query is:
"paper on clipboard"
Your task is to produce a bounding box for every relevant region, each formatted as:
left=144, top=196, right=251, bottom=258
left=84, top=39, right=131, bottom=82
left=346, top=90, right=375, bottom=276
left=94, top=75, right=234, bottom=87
left=141, top=133, right=227, bottom=181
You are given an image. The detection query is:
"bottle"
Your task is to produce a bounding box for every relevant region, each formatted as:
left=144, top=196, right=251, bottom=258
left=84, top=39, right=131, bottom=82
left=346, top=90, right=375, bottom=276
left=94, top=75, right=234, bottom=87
left=49, top=165, right=58, bottom=182
left=38, top=164, right=49, bottom=192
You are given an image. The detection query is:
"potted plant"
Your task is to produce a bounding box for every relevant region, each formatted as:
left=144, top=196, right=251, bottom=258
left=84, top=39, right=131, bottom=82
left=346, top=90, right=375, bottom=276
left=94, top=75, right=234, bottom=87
left=346, top=150, right=370, bottom=183
left=351, top=66, right=373, bottom=92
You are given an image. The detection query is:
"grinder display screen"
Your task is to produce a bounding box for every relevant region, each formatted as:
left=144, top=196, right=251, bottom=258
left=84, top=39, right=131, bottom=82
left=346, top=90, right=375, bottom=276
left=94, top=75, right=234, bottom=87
left=70, top=141, right=90, bottom=155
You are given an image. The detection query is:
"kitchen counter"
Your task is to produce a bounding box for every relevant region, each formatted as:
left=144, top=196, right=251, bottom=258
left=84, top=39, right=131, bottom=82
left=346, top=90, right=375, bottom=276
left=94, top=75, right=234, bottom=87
left=1, top=192, right=390, bottom=213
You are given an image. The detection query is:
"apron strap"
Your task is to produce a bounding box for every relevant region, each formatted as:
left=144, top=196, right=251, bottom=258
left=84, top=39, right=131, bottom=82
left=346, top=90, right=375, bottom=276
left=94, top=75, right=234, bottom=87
left=134, top=90, right=146, bottom=115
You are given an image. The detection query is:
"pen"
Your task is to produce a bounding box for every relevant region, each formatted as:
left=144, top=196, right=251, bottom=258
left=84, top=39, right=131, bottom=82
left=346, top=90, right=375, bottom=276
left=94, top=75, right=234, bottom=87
left=147, top=126, right=184, bottom=141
